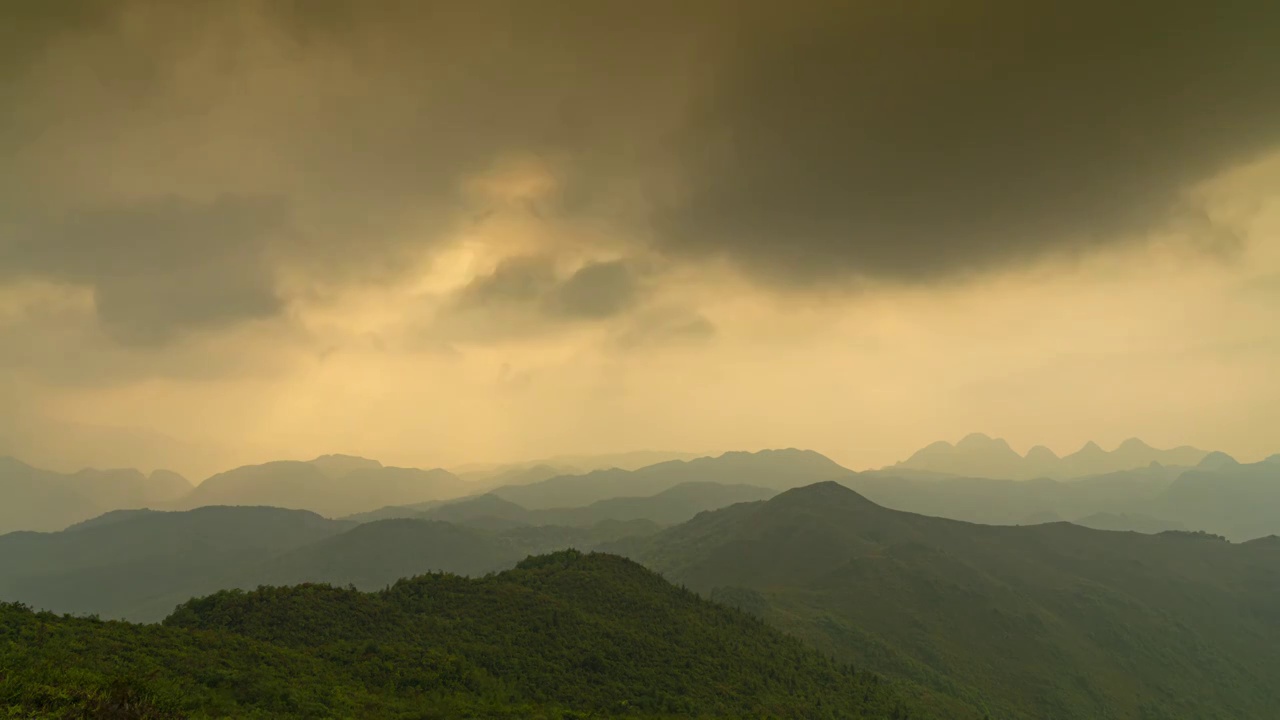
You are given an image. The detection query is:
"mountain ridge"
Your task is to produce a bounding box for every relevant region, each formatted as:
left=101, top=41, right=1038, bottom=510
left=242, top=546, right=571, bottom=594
left=611, top=480, right=1280, bottom=720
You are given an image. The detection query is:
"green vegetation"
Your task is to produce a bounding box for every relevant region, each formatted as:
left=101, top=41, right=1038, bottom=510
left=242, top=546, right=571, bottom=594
left=0, top=551, right=936, bottom=719
left=613, top=482, right=1280, bottom=720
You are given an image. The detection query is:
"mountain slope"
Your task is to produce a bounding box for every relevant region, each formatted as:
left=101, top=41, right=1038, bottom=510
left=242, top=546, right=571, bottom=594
left=612, top=482, right=1280, bottom=720
left=0, top=551, right=951, bottom=719
left=1152, top=460, right=1280, bottom=540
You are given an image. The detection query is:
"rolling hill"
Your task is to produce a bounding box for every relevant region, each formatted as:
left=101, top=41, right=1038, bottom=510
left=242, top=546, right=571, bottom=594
left=610, top=481, right=1280, bottom=720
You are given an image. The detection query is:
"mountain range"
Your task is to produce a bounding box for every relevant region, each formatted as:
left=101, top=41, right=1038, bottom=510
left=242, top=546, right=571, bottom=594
left=0, top=453, right=474, bottom=534
left=856, top=455, right=1280, bottom=540
left=609, top=481, right=1280, bottom=720
left=348, top=480, right=778, bottom=528
left=2, top=440, right=1279, bottom=719
left=488, top=448, right=850, bottom=509
left=894, top=433, right=1210, bottom=479
left=0, top=500, right=670, bottom=622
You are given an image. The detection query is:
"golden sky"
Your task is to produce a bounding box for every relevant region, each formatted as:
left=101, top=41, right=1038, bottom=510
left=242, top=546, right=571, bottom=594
left=2, top=1, right=1278, bottom=478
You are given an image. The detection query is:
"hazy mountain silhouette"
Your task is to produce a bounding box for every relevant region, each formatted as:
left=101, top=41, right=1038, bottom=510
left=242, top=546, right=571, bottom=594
left=1197, top=450, right=1241, bottom=469
left=610, top=481, right=1280, bottom=719
left=308, top=453, right=384, bottom=478
left=850, top=464, right=1183, bottom=529
left=895, top=433, right=1210, bottom=479
left=179, top=456, right=469, bottom=517
left=349, top=481, right=777, bottom=529
left=459, top=462, right=577, bottom=489
left=491, top=449, right=850, bottom=509
left=451, top=450, right=704, bottom=484
left=1151, top=459, right=1280, bottom=540
left=0, top=456, right=192, bottom=534
left=853, top=457, right=1280, bottom=540
left=1072, top=511, right=1188, bottom=534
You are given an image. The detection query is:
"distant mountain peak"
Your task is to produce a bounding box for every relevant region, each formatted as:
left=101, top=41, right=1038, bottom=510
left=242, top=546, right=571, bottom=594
left=1197, top=451, right=1239, bottom=468
left=1025, top=445, right=1059, bottom=460
left=956, top=433, right=1013, bottom=451
left=1076, top=440, right=1104, bottom=454
left=769, top=480, right=873, bottom=508
left=315, top=453, right=368, bottom=460
left=1117, top=437, right=1153, bottom=451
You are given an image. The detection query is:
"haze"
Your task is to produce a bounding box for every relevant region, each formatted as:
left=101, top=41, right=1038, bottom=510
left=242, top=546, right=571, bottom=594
left=3, top=0, right=1279, bottom=480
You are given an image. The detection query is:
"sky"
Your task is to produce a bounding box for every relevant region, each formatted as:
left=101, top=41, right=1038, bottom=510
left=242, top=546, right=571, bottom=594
left=2, top=0, right=1279, bottom=479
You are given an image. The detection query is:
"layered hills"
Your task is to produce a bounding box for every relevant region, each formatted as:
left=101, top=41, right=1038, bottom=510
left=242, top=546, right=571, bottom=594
left=350, top=480, right=777, bottom=528
left=489, top=449, right=849, bottom=509
left=0, top=550, right=939, bottom=719
left=0, top=503, right=666, bottom=622
left=611, top=482, right=1280, bottom=720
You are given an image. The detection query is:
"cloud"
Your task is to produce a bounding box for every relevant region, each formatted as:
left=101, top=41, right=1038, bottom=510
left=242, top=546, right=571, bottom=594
left=650, top=0, right=1280, bottom=286
left=3, top=0, right=1278, bottom=359
left=1, top=196, right=286, bottom=345
left=545, top=260, right=642, bottom=320
left=431, top=255, right=650, bottom=343
left=611, top=309, right=717, bottom=351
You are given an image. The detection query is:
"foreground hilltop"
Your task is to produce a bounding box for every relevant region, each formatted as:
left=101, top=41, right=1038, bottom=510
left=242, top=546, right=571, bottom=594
left=0, top=550, right=950, bottom=719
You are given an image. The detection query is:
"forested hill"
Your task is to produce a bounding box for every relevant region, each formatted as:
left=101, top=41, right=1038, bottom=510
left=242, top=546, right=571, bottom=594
left=0, top=550, right=974, bottom=719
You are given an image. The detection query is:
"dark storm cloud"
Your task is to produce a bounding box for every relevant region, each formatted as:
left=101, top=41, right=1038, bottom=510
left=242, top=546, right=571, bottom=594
left=4, top=0, right=1279, bottom=350
left=0, top=197, right=285, bottom=345
left=611, top=310, right=717, bottom=351
left=455, top=257, right=559, bottom=310
left=654, top=0, right=1280, bottom=285
left=545, top=261, right=641, bottom=321
left=437, top=255, right=649, bottom=342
